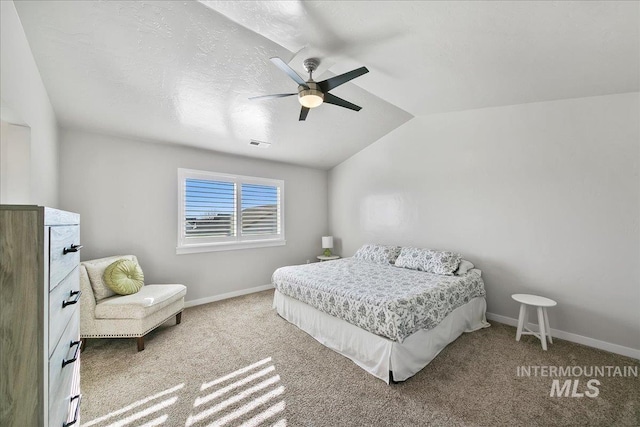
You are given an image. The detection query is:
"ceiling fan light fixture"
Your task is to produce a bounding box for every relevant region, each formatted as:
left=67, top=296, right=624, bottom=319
left=298, top=88, right=324, bottom=108
left=250, top=57, right=368, bottom=120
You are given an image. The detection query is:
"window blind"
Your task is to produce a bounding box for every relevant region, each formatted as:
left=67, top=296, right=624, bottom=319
left=241, top=183, right=280, bottom=236
left=178, top=169, right=285, bottom=253
left=184, top=178, right=236, bottom=238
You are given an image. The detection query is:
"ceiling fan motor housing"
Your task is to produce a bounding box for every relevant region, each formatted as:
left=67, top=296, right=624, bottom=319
left=303, top=58, right=321, bottom=74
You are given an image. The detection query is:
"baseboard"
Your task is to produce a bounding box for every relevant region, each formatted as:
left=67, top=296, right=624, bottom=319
left=184, top=292, right=639, bottom=359
left=486, top=312, right=640, bottom=360
left=184, top=284, right=274, bottom=308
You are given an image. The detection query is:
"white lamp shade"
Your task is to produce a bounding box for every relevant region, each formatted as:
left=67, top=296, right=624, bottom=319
left=322, top=236, right=334, bottom=249
left=299, top=92, right=324, bottom=108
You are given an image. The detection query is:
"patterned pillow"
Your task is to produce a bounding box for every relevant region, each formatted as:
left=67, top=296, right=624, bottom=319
left=353, top=244, right=402, bottom=265
left=394, top=247, right=462, bottom=275
left=455, top=259, right=475, bottom=276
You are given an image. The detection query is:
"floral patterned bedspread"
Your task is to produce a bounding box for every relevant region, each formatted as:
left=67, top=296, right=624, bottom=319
left=272, top=258, right=486, bottom=343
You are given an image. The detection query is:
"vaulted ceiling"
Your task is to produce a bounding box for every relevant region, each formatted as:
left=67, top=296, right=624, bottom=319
left=14, top=1, right=639, bottom=169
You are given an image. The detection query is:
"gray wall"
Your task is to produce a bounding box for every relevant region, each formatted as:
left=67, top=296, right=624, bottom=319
left=0, top=1, right=58, bottom=206
left=59, top=128, right=328, bottom=303
left=329, top=92, right=639, bottom=350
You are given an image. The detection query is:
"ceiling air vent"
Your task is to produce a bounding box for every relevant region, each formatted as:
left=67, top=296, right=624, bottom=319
left=249, top=140, right=271, bottom=148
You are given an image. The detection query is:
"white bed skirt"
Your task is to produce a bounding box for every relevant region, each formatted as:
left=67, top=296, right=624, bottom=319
left=273, top=290, right=490, bottom=383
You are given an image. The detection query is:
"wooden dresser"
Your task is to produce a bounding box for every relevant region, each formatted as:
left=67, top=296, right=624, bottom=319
left=1, top=206, right=82, bottom=427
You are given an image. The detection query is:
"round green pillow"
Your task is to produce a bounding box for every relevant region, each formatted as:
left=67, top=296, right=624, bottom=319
left=103, top=259, right=144, bottom=295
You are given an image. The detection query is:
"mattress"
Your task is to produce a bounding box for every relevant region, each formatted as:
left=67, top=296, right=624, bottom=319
left=271, top=258, right=486, bottom=343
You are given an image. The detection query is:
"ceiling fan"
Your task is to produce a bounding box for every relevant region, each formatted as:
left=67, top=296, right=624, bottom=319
left=249, top=57, right=369, bottom=121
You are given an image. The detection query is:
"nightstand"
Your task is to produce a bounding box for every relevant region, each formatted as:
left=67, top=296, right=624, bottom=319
left=317, top=255, right=340, bottom=262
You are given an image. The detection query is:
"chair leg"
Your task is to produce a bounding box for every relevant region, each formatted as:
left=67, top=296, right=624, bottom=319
left=137, top=336, right=145, bottom=352
left=80, top=338, right=87, bottom=353
left=516, top=304, right=527, bottom=341
left=537, top=307, right=547, bottom=351
left=543, top=308, right=553, bottom=344
left=176, top=311, right=182, bottom=325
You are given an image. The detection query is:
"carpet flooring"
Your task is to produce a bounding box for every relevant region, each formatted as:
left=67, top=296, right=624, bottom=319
left=80, top=290, right=639, bottom=427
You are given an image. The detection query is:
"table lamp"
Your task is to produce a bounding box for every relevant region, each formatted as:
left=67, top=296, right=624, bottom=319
left=322, top=236, right=333, bottom=257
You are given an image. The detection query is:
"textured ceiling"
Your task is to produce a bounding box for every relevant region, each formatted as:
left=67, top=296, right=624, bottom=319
left=13, top=0, right=411, bottom=169
left=203, top=1, right=639, bottom=116
left=14, top=1, right=639, bottom=169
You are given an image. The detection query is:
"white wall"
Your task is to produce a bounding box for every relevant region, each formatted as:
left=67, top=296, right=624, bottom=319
left=0, top=1, right=58, bottom=206
left=59, top=128, right=328, bottom=303
left=329, top=92, right=640, bottom=351
left=0, top=121, right=31, bottom=203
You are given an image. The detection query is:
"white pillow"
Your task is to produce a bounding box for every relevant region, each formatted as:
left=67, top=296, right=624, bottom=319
left=455, top=259, right=474, bottom=276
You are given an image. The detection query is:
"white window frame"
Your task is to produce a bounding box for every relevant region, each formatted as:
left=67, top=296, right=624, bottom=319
left=177, top=168, right=285, bottom=254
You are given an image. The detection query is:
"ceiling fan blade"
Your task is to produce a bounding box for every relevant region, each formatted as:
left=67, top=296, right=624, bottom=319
left=299, top=106, right=310, bottom=121
left=270, top=57, right=308, bottom=88
left=323, top=93, right=362, bottom=112
left=318, top=66, right=369, bottom=92
left=248, top=93, right=297, bottom=101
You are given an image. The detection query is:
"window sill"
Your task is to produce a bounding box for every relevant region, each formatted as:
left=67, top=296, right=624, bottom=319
left=176, top=239, right=286, bottom=255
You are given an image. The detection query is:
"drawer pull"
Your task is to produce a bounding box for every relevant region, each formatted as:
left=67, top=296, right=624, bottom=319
left=63, top=244, right=83, bottom=254
left=63, top=394, right=81, bottom=427
left=62, top=340, right=82, bottom=368
left=62, top=290, right=82, bottom=308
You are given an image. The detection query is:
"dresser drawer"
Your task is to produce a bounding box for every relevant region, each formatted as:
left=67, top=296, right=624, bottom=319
left=50, top=226, right=80, bottom=291
left=49, top=267, right=80, bottom=357
left=49, top=310, right=80, bottom=404
left=49, top=359, right=79, bottom=427
left=49, top=355, right=80, bottom=427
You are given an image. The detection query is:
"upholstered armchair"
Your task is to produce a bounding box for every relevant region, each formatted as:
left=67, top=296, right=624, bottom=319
left=79, top=255, right=186, bottom=351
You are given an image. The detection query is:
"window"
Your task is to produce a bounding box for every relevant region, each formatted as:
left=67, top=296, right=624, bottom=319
left=177, top=168, right=284, bottom=254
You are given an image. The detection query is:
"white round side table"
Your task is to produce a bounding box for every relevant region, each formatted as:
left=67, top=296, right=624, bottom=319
left=512, top=294, right=557, bottom=351
left=317, top=255, right=340, bottom=262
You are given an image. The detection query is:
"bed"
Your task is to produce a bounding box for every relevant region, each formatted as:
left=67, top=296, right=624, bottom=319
left=272, top=255, right=489, bottom=383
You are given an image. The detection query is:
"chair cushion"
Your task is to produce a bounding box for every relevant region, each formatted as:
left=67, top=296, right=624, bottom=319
left=95, top=284, right=186, bottom=319
left=84, top=255, right=137, bottom=301
left=104, top=259, right=144, bottom=295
